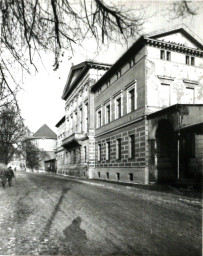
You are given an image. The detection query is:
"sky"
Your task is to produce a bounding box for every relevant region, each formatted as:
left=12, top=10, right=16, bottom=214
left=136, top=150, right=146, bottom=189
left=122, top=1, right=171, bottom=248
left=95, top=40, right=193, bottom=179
left=17, top=1, right=203, bottom=134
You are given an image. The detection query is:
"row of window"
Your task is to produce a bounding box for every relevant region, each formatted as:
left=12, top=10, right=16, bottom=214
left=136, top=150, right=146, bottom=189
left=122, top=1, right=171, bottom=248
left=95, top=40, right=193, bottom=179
left=97, top=172, right=134, bottom=181
left=96, top=84, right=136, bottom=128
left=97, top=57, right=136, bottom=96
left=97, top=135, right=135, bottom=161
left=58, top=146, right=87, bottom=164
left=160, top=50, right=195, bottom=65
left=66, top=102, right=88, bottom=134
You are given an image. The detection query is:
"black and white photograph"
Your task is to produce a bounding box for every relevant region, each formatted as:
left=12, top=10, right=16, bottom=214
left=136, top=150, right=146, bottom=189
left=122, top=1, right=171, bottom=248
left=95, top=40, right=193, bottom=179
left=0, top=0, right=202, bottom=255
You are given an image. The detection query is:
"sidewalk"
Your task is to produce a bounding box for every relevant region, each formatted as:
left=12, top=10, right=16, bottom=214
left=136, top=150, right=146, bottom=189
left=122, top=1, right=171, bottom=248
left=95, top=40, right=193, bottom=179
left=43, top=172, right=202, bottom=208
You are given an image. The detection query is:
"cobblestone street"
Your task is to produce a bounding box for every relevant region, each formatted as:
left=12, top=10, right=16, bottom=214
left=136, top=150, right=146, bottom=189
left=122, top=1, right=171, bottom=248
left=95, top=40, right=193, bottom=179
left=0, top=171, right=202, bottom=256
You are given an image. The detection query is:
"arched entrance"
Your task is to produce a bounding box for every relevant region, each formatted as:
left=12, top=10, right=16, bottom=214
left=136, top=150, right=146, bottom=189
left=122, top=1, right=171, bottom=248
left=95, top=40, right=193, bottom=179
left=149, top=119, right=177, bottom=183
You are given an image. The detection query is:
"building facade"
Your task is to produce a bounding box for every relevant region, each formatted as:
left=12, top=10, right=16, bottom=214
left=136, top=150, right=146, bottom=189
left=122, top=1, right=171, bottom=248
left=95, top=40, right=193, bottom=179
left=56, top=61, right=111, bottom=178
left=91, top=27, right=203, bottom=184
left=55, top=116, right=66, bottom=173
left=25, top=124, right=57, bottom=172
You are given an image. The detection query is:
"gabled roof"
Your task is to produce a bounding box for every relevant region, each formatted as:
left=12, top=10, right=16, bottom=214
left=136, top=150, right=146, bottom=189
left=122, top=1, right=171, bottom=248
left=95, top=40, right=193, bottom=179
left=91, top=27, right=203, bottom=92
left=62, top=61, right=111, bottom=100
left=33, top=124, right=57, bottom=139
left=146, top=26, right=203, bottom=50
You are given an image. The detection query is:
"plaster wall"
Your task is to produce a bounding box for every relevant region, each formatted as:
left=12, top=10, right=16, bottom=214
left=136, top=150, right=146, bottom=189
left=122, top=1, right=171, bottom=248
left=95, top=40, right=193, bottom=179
left=146, top=46, right=203, bottom=111
left=35, top=138, right=56, bottom=151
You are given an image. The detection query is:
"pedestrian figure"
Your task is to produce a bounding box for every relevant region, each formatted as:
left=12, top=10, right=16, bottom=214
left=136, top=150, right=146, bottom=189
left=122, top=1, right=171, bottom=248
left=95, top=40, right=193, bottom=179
left=0, top=169, right=7, bottom=188
left=6, top=166, right=15, bottom=187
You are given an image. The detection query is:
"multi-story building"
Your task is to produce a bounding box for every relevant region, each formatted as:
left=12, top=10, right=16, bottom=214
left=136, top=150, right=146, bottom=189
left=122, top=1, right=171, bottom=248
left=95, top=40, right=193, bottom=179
left=56, top=61, right=111, bottom=177
left=91, top=27, right=203, bottom=184
left=55, top=116, right=66, bottom=173
left=25, top=124, right=57, bottom=172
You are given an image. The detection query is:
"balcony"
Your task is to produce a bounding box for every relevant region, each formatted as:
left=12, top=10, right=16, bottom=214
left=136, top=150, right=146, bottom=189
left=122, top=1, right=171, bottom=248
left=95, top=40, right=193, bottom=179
left=62, top=132, right=88, bottom=148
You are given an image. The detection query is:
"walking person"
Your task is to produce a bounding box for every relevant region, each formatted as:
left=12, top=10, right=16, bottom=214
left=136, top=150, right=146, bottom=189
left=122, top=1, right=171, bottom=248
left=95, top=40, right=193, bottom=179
left=0, top=169, right=7, bottom=188
left=6, top=166, right=15, bottom=187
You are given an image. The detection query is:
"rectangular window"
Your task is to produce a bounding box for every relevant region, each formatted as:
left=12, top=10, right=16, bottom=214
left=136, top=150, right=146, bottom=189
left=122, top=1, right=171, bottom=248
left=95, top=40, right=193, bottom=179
left=98, top=172, right=100, bottom=178
left=160, top=50, right=171, bottom=61
left=128, top=88, right=135, bottom=112
left=78, top=148, right=81, bottom=163
left=106, top=80, right=110, bottom=88
left=85, top=102, right=88, bottom=133
left=79, top=107, right=82, bottom=132
left=84, top=146, right=87, bottom=163
left=116, top=139, right=122, bottom=160
left=186, top=55, right=190, bottom=65
left=97, top=110, right=102, bottom=127
left=116, top=173, right=120, bottom=181
left=73, top=149, right=76, bottom=164
left=129, top=134, right=135, bottom=158
left=116, top=97, right=121, bottom=119
left=106, top=172, right=109, bottom=179
left=166, top=51, right=171, bottom=61
left=117, top=70, right=121, bottom=79
left=129, top=58, right=135, bottom=68
left=160, top=50, right=165, bottom=60
left=98, top=144, right=101, bottom=162
left=191, top=56, right=195, bottom=66
left=129, top=173, right=133, bottom=181
left=75, top=112, right=78, bottom=132
left=106, top=141, right=110, bottom=161
left=105, top=104, right=111, bottom=124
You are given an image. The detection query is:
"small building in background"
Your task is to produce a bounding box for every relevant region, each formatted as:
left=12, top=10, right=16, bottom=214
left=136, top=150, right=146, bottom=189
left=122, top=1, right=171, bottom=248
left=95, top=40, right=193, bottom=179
left=24, top=124, right=57, bottom=172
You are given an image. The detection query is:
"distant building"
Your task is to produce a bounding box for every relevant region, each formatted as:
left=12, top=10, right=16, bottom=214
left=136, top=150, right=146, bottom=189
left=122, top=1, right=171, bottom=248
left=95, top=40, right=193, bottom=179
left=55, top=61, right=111, bottom=177
left=55, top=116, right=66, bottom=173
left=24, top=124, right=57, bottom=172
left=91, top=27, right=203, bottom=184
left=8, top=151, right=26, bottom=171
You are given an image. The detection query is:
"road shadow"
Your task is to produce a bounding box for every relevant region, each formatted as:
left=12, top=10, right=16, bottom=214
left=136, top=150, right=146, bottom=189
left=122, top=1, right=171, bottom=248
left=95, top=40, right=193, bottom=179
left=39, top=187, right=70, bottom=241
left=60, top=216, right=88, bottom=254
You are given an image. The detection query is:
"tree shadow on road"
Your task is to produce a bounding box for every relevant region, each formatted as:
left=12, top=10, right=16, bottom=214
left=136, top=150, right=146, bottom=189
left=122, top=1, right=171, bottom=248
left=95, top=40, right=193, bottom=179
left=39, top=186, right=70, bottom=242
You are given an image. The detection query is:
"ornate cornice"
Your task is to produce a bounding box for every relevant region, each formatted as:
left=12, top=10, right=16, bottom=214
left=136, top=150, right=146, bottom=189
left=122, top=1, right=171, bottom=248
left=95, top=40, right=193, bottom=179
left=145, top=38, right=203, bottom=57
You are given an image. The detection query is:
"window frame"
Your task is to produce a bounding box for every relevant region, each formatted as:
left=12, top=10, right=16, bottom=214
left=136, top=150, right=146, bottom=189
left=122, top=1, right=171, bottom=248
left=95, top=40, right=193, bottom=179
left=105, top=102, right=111, bottom=124
left=97, top=143, right=101, bottom=162
left=114, top=94, right=123, bottom=119
left=96, top=107, right=103, bottom=128
left=116, top=138, right=122, bottom=160
left=127, top=83, right=137, bottom=113
left=128, top=134, right=135, bottom=159
left=106, top=141, right=111, bottom=161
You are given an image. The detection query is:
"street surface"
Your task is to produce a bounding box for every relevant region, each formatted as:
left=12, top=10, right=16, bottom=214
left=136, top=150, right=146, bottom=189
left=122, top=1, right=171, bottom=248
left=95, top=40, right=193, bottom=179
left=0, top=171, right=202, bottom=256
